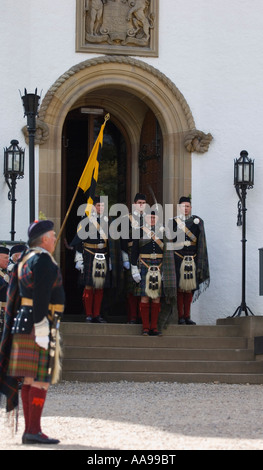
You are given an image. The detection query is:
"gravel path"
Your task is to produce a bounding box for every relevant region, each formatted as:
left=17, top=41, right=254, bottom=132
left=1, top=381, right=263, bottom=451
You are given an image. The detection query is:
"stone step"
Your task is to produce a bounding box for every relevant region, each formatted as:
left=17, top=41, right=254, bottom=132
left=63, top=346, right=254, bottom=361
left=61, top=322, right=242, bottom=337
left=62, top=371, right=263, bottom=385
left=60, top=319, right=263, bottom=384
left=62, top=358, right=263, bottom=374
left=62, top=334, right=248, bottom=350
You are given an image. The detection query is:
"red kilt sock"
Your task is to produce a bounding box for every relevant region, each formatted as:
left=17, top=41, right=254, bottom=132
left=184, top=292, right=193, bottom=319
left=83, top=287, right=93, bottom=318
left=27, top=387, right=47, bottom=435
left=139, top=302, right=150, bottom=331
left=93, top=289, right=103, bottom=318
left=150, top=302, right=160, bottom=331
left=21, top=384, right=31, bottom=433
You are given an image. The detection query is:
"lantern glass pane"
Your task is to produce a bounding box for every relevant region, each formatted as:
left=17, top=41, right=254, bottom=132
left=238, top=163, right=250, bottom=183
left=7, top=153, right=13, bottom=172
left=14, top=152, right=20, bottom=172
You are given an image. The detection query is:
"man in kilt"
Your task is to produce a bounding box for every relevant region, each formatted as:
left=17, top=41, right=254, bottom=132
left=73, top=196, right=110, bottom=322
left=7, top=244, right=25, bottom=273
left=131, top=210, right=164, bottom=336
left=121, top=193, right=147, bottom=323
left=168, top=197, right=210, bottom=324
left=0, top=220, right=65, bottom=445
left=0, top=246, right=10, bottom=340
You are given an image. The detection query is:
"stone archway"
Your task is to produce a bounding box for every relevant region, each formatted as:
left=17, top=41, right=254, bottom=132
left=29, top=56, right=212, bottom=255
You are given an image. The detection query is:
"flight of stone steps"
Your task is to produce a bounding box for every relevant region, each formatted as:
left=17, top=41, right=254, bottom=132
left=60, top=317, right=263, bottom=384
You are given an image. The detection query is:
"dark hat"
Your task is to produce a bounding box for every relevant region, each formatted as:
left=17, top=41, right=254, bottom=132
left=10, top=244, right=25, bottom=257
left=0, top=246, right=9, bottom=255
left=134, top=193, right=146, bottom=202
left=28, top=220, right=54, bottom=242
left=93, top=196, right=101, bottom=205
left=179, top=196, right=191, bottom=204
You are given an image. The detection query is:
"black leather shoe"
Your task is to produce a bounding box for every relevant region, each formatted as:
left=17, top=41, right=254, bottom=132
left=150, top=329, right=162, bottom=336
left=142, top=329, right=149, bottom=336
left=185, top=318, right=196, bottom=325
left=178, top=318, right=186, bottom=324
left=23, top=432, right=60, bottom=445
left=92, top=316, right=106, bottom=323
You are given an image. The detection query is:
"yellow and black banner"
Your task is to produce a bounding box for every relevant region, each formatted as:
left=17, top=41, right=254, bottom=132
left=78, top=113, right=110, bottom=217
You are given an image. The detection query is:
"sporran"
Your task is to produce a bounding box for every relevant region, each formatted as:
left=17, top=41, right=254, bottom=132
left=145, top=265, right=162, bottom=299
left=179, top=255, right=196, bottom=291
left=92, top=253, right=107, bottom=289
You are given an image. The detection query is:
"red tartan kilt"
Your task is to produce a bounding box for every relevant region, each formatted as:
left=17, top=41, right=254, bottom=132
left=8, top=329, right=50, bottom=383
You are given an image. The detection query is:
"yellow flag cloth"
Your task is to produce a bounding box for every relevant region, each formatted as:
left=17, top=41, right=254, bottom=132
left=77, top=120, right=106, bottom=193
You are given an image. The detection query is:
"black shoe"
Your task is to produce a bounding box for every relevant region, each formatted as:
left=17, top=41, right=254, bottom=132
left=142, top=329, right=149, bottom=336
left=23, top=432, right=60, bottom=445
left=85, top=316, right=92, bottom=322
left=178, top=318, right=186, bottom=324
left=185, top=318, right=196, bottom=325
left=92, top=316, right=106, bottom=323
left=150, top=329, right=162, bottom=336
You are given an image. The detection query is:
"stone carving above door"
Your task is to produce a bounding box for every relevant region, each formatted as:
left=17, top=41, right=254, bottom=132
left=76, top=0, right=158, bottom=57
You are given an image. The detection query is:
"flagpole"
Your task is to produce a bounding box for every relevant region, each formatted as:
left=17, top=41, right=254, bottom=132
left=54, top=186, right=80, bottom=250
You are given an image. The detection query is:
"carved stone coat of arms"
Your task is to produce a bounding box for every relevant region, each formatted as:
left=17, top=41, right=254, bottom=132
left=76, top=0, right=159, bottom=57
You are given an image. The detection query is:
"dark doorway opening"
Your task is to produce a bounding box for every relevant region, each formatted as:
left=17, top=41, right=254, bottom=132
left=61, top=109, right=127, bottom=321
left=139, top=109, right=163, bottom=206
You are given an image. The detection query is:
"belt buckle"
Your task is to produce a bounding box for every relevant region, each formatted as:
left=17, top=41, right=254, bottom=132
left=95, top=253, right=106, bottom=260
left=97, top=243, right=104, bottom=249
left=150, top=253, right=157, bottom=259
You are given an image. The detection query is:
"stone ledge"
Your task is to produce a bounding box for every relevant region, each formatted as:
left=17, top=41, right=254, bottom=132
left=217, top=315, right=263, bottom=338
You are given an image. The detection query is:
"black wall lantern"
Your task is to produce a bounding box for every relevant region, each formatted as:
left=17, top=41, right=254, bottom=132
left=4, top=140, right=25, bottom=241
left=21, top=88, right=41, bottom=223
left=232, top=150, right=254, bottom=317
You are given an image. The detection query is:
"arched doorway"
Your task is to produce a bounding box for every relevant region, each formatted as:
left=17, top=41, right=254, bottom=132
left=35, top=56, right=212, bottom=319
left=61, top=106, right=163, bottom=319
left=61, top=108, right=128, bottom=319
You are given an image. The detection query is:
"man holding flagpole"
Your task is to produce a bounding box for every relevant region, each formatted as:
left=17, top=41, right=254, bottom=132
left=73, top=196, right=109, bottom=322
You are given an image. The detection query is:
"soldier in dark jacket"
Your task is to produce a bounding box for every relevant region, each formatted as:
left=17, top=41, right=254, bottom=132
left=73, top=196, right=110, bottom=322
left=0, top=246, right=10, bottom=339
left=7, top=220, right=65, bottom=445
left=131, top=210, right=164, bottom=336
left=120, top=193, right=147, bottom=323
left=168, top=197, right=210, bottom=324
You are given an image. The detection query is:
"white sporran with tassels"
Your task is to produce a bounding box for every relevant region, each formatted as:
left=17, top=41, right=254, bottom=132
left=145, top=265, right=162, bottom=299
left=92, top=253, right=107, bottom=289
left=179, top=256, right=196, bottom=291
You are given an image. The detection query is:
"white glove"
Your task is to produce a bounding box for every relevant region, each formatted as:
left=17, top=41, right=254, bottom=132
left=35, top=336, right=49, bottom=350
left=122, top=251, right=130, bottom=270
left=75, top=260, right=84, bottom=272
left=34, top=317, right=49, bottom=350
left=75, top=251, right=84, bottom=272
left=131, top=265, right=141, bottom=283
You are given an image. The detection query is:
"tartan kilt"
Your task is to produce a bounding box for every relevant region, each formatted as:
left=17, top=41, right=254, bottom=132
left=0, top=307, right=5, bottom=338
left=8, top=329, right=50, bottom=383
left=133, top=258, right=163, bottom=297
left=83, top=249, right=110, bottom=288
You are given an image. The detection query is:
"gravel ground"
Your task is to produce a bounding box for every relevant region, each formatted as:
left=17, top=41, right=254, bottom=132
left=1, top=381, right=263, bottom=451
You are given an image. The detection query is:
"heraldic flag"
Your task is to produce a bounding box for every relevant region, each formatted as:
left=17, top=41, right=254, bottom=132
left=77, top=114, right=109, bottom=217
